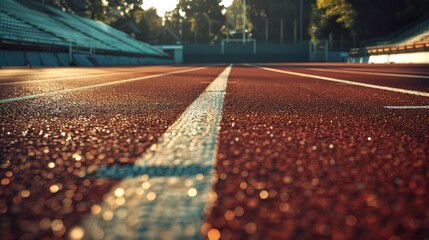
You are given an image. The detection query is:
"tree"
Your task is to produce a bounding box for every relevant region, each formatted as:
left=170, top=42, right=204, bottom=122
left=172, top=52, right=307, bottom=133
left=314, top=0, right=356, bottom=33
left=224, top=0, right=245, bottom=38
left=308, top=0, right=356, bottom=45
left=226, top=0, right=312, bottom=43
left=163, top=8, right=186, bottom=44
left=111, top=7, right=164, bottom=43
left=309, top=0, right=429, bottom=44
left=31, top=0, right=86, bottom=15
left=174, top=0, right=226, bottom=43
left=248, top=0, right=298, bottom=42
left=141, top=8, right=163, bottom=43
left=32, top=0, right=142, bottom=22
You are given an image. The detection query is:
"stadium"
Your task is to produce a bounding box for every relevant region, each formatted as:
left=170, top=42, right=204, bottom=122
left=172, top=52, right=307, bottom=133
left=0, top=0, right=428, bottom=239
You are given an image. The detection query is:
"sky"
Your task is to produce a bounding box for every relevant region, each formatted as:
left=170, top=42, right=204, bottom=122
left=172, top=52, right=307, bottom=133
left=143, top=0, right=234, bottom=15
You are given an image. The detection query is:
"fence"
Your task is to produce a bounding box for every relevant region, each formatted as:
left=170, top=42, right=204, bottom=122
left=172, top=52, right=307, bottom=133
left=183, top=41, right=309, bottom=63
left=362, top=15, right=429, bottom=47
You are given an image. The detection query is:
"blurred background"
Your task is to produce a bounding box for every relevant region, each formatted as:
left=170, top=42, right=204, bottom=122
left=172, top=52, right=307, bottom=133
left=1, top=0, right=429, bottom=65
left=27, top=0, right=427, bottom=45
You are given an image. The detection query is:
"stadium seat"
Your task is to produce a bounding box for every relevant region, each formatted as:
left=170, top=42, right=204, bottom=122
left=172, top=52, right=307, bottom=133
left=0, top=0, right=168, bottom=66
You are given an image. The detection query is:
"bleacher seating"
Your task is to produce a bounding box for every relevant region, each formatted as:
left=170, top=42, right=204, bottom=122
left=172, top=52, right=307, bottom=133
left=0, top=0, right=166, bottom=57
left=349, top=15, right=429, bottom=61
left=54, top=9, right=163, bottom=56
left=398, top=31, right=429, bottom=46
left=0, top=10, right=63, bottom=45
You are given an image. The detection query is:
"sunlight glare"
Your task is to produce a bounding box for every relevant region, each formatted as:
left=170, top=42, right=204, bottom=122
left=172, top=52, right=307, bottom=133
left=142, top=0, right=234, bottom=15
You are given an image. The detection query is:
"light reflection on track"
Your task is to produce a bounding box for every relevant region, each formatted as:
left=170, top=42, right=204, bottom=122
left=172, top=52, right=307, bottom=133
left=0, top=63, right=428, bottom=240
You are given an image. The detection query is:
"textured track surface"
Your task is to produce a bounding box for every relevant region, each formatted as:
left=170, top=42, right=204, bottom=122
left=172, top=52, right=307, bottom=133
left=0, top=65, right=225, bottom=239
left=206, top=64, right=429, bottom=240
left=0, top=63, right=428, bottom=240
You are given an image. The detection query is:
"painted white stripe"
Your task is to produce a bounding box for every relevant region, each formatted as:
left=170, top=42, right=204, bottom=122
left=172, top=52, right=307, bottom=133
left=0, top=70, right=110, bottom=81
left=0, top=71, right=88, bottom=79
left=77, top=65, right=232, bottom=240
left=0, top=71, right=140, bottom=86
left=306, top=68, right=429, bottom=79
left=384, top=106, right=429, bottom=109
left=0, top=66, right=208, bottom=103
left=252, top=65, right=429, bottom=98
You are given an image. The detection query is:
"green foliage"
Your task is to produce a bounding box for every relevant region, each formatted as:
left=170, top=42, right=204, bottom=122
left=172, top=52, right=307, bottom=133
left=164, top=8, right=187, bottom=44
left=35, top=0, right=429, bottom=45
left=140, top=8, right=163, bottom=42
left=111, top=7, right=163, bottom=43
left=316, top=0, right=355, bottom=31
left=309, top=0, right=356, bottom=44
left=309, top=0, right=429, bottom=43
left=175, top=0, right=226, bottom=43
left=225, top=0, right=312, bottom=42
left=34, top=0, right=142, bottom=22
left=248, top=0, right=299, bottom=41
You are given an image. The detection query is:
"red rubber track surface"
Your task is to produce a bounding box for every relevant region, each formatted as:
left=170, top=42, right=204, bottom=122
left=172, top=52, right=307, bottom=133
left=0, top=63, right=428, bottom=240
left=206, top=64, right=429, bottom=240
left=261, top=63, right=429, bottom=92
left=0, top=65, right=225, bottom=239
left=0, top=66, right=209, bottom=99
left=266, top=63, right=429, bottom=75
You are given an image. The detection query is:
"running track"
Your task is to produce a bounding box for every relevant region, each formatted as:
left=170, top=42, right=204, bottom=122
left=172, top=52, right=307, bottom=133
left=0, top=63, right=428, bottom=240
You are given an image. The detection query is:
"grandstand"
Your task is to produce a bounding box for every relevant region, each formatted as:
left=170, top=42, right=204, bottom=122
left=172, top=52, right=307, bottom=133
left=349, top=15, right=429, bottom=63
left=0, top=0, right=172, bottom=67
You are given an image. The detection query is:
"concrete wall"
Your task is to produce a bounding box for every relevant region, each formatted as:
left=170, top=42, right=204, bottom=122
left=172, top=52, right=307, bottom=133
left=328, top=51, right=349, bottom=62
left=183, top=42, right=309, bottom=63
left=155, top=45, right=183, bottom=64
left=369, top=51, right=429, bottom=64
left=0, top=50, right=173, bottom=67
left=349, top=51, right=429, bottom=64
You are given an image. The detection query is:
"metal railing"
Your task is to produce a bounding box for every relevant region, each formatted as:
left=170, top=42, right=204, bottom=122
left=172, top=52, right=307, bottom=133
left=221, top=39, right=257, bottom=54
left=362, top=15, right=429, bottom=47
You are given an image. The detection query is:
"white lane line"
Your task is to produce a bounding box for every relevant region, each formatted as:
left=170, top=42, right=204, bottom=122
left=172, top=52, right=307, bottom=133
left=77, top=65, right=232, bottom=240
left=306, top=68, right=429, bottom=79
left=0, top=71, right=142, bottom=86
left=251, top=64, right=429, bottom=98
left=343, top=67, right=429, bottom=76
left=0, top=70, right=108, bottom=80
left=0, top=66, right=208, bottom=103
left=385, top=106, right=429, bottom=109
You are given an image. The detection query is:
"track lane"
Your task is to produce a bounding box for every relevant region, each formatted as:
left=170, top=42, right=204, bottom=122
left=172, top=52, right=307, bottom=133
left=0, top=65, right=205, bottom=84
left=0, top=66, right=205, bottom=100
left=0, top=71, right=138, bottom=86
left=262, top=63, right=429, bottom=92
left=1, top=63, right=428, bottom=240
left=206, top=65, right=429, bottom=240
left=0, top=68, right=109, bottom=82
left=0, top=65, right=226, bottom=240
left=341, top=66, right=429, bottom=75
left=265, top=63, right=429, bottom=75
left=77, top=65, right=232, bottom=239
left=305, top=68, right=429, bottom=79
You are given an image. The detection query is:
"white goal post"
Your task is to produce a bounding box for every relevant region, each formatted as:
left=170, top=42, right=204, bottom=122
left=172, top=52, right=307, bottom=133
left=221, top=39, right=257, bottom=55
